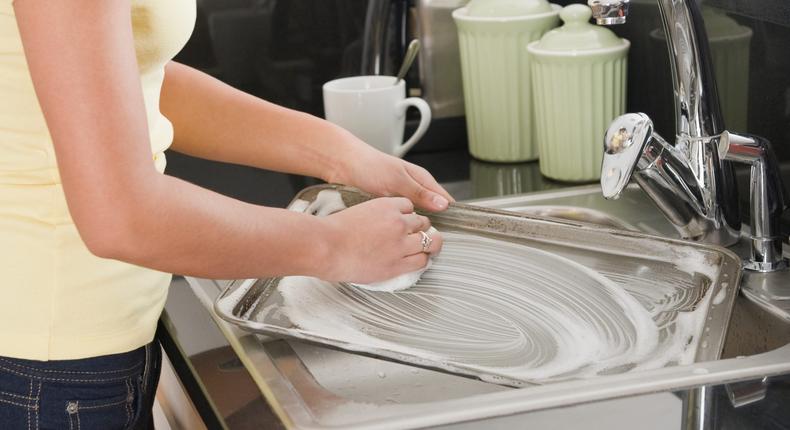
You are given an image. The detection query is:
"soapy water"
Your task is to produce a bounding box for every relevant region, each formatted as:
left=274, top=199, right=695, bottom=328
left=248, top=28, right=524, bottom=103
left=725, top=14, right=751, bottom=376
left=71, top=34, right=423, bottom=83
left=269, top=190, right=713, bottom=385
left=274, top=233, right=714, bottom=384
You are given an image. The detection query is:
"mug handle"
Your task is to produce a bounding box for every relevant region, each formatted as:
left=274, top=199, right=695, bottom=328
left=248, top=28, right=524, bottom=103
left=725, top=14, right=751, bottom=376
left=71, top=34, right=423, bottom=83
left=394, top=97, right=432, bottom=158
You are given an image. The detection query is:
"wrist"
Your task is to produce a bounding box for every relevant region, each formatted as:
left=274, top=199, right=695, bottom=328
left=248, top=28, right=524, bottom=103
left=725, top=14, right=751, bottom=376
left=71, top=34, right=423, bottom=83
left=305, top=215, right=341, bottom=280
left=321, top=124, right=373, bottom=185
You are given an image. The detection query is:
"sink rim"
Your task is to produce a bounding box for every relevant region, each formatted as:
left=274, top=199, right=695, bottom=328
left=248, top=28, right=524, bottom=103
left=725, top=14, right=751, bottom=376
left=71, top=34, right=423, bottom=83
left=185, top=184, right=790, bottom=429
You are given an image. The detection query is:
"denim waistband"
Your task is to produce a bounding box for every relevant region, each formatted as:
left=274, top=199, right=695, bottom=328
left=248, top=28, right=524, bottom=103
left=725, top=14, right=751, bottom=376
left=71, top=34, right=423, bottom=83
left=0, top=345, right=147, bottom=383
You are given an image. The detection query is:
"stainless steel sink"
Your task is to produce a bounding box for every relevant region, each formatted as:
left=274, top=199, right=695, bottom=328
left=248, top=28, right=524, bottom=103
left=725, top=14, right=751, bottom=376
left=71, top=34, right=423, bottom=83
left=475, top=186, right=790, bottom=362
left=186, top=184, right=790, bottom=429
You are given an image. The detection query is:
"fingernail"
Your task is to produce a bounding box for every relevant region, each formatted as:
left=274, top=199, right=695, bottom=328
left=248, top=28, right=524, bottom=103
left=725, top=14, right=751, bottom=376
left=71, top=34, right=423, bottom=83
left=432, top=195, right=449, bottom=209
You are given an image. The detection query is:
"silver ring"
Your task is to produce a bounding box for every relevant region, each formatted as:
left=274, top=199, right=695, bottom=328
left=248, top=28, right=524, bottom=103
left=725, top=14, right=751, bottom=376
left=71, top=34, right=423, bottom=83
left=419, top=230, right=433, bottom=253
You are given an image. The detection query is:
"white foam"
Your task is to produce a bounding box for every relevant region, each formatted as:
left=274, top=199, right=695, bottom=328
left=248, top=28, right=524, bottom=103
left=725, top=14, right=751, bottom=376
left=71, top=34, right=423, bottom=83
left=273, top=232, right=712, bottom=384
left=288, top=199, right=310, bottom=213
left=275, top=189, right=716, bottom=385
left=305, top=189, right=348, bottom=216
left=351, top=260, right=433, bottom=292
left=713, top=286, right=727, bottom=305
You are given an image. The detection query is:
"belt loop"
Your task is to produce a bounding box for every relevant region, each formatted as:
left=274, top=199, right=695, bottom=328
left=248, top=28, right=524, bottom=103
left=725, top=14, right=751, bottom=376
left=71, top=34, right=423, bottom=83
left=141, top=343, right=151, bottom=394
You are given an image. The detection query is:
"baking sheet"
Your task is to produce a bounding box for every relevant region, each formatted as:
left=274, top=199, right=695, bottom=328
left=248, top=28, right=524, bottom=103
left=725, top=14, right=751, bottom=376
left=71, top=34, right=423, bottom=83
left=215, top=185, right=741, bottom=387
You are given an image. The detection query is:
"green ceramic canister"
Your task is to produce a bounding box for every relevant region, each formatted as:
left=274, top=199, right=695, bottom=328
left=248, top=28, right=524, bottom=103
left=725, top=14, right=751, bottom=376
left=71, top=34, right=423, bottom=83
left=527, top=4, right=629, bottom=182
left=453, top=0, right=560, bottom=162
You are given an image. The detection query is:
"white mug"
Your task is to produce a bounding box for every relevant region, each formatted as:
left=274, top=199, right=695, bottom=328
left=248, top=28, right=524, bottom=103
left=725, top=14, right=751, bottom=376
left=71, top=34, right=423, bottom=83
left=323, top=76, right=432, bottom=158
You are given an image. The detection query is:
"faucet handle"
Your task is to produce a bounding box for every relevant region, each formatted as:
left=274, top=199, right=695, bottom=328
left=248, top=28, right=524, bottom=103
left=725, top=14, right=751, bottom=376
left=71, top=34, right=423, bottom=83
left=718, top=132, right=789, bottom=271
left=600, top=113, right=655, bottom=200
left=588, top=0, right=630, bottom=25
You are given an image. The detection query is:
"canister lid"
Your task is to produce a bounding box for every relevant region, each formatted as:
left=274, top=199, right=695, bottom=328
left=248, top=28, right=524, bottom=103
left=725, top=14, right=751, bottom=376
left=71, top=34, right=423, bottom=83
left=466, top=0, right=553, bottom=18
left=532, top=4, right=624, bottom=51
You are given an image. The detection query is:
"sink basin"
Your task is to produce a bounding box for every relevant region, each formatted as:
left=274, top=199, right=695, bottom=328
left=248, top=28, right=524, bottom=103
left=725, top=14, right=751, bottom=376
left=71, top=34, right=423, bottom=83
left=187, top=184, right=790, bottom=429
left=482, top=188, right=790, bottom=361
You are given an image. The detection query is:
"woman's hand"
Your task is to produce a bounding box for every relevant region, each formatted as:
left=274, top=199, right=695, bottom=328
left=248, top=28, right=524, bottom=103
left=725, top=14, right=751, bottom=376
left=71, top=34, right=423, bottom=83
left=327, top=130, right=455, bottom=212
left=318, top=197, right=443, bottom=283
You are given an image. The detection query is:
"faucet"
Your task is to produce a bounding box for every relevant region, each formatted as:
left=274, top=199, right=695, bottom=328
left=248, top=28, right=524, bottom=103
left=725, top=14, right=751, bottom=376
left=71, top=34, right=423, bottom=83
left=590, top=0, right=788, bottom=272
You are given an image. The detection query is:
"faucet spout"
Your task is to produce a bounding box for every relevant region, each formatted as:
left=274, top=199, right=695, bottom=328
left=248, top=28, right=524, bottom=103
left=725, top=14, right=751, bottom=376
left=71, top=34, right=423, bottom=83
left=602, top=114, right=727, bottom=241
left=588, top=0, right=630, bottom=25
left=594, top=0, right=741, bottom=247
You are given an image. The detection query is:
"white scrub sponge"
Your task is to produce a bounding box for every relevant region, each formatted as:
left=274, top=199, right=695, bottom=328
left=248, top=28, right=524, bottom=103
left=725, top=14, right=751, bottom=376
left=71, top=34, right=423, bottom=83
left=350, top=259, right=432, bottom=292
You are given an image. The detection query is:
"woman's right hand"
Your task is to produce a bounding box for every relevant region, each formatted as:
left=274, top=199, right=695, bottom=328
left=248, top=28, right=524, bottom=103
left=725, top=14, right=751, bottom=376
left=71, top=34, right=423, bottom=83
left=318, top=197, right=443, bottom=284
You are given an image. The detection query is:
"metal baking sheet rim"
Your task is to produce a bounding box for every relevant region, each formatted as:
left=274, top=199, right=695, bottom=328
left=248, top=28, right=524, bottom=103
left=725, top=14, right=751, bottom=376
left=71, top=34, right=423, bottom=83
left=214, top=184, right=743, bottom=386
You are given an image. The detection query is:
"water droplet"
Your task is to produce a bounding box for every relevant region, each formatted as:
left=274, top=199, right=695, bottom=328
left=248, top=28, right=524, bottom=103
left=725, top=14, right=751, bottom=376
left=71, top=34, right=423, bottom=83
left=701, top=341, right=709, bottom=348
left=377, top=371, right=386, bottom=379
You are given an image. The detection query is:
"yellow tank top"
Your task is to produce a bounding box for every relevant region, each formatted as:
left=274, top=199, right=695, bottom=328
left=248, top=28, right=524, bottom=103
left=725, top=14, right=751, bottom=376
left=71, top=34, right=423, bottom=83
left=0, top=0, right=195, bottom=360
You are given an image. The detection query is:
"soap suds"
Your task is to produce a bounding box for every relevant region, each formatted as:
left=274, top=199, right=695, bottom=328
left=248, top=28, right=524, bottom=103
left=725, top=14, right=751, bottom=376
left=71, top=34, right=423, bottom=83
left=713, top=286, right=727, bottom=305
left=272, top=231, right=716, bottom=385
left=305, top=189, right=347, bottom=216
left=271, top=189, right=717, bottom=386
left=350, top=260, right=433, bottom=292
left=288, top=199, right=310, bottom=213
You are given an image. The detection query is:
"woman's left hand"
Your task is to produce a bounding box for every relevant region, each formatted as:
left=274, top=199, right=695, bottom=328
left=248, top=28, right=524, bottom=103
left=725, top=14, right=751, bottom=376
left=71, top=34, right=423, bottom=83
left=329, top=139, right=455, bottom=212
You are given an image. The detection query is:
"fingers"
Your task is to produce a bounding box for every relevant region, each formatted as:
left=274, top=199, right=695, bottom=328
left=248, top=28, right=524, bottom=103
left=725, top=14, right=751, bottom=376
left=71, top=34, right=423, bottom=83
left=399, top=252, right=431, bottom=273
left=404, top=228, right=443, bottom=256
left=388, top=197, right=415, bottom=214
left=402, top=162, right=455, bottom=212
left=402, top=213, right=430, bottom=233
left=408, top=163, right=455, bottom=203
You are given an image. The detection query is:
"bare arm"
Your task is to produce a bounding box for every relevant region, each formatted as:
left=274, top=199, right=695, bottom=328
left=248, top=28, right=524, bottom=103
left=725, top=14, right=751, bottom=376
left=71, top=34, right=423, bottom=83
left=160, top=62, right=454, bottom=211
left=13, top=0, right=438, bottom=283
left=161, top=62, right=349, bottom=182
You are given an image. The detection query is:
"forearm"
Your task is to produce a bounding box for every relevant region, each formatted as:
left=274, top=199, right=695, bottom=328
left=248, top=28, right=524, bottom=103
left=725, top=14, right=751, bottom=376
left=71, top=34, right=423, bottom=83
left=100, top=172, right=332, bottom=279
left=160, top=62, right=364, bottom=182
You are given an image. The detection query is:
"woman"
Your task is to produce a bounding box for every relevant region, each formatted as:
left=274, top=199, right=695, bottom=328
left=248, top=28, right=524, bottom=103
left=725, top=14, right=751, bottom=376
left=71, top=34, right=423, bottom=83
left=0, top=0, right=452, bottom=428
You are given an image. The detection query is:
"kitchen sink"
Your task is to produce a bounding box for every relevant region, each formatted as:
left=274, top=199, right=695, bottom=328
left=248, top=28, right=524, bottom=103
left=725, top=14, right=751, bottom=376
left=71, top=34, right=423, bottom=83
left=187, top=184, right=790, bottom=429
left=477, top=185, right=790, bottom=361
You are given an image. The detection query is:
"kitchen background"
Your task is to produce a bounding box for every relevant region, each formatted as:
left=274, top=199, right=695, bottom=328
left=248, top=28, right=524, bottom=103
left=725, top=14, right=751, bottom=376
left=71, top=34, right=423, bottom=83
left=166, top=0, right=790, bottom=208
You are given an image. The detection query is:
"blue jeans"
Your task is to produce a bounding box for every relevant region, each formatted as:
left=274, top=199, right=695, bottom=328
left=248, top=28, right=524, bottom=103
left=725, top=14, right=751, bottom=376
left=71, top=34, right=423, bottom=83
left=0, top=341, right=161, bottom=430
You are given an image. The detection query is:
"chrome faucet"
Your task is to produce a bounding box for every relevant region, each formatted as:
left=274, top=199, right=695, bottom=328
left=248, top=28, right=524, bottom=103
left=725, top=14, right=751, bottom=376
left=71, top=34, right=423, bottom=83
left=591, top=0, right=788, bottom=272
